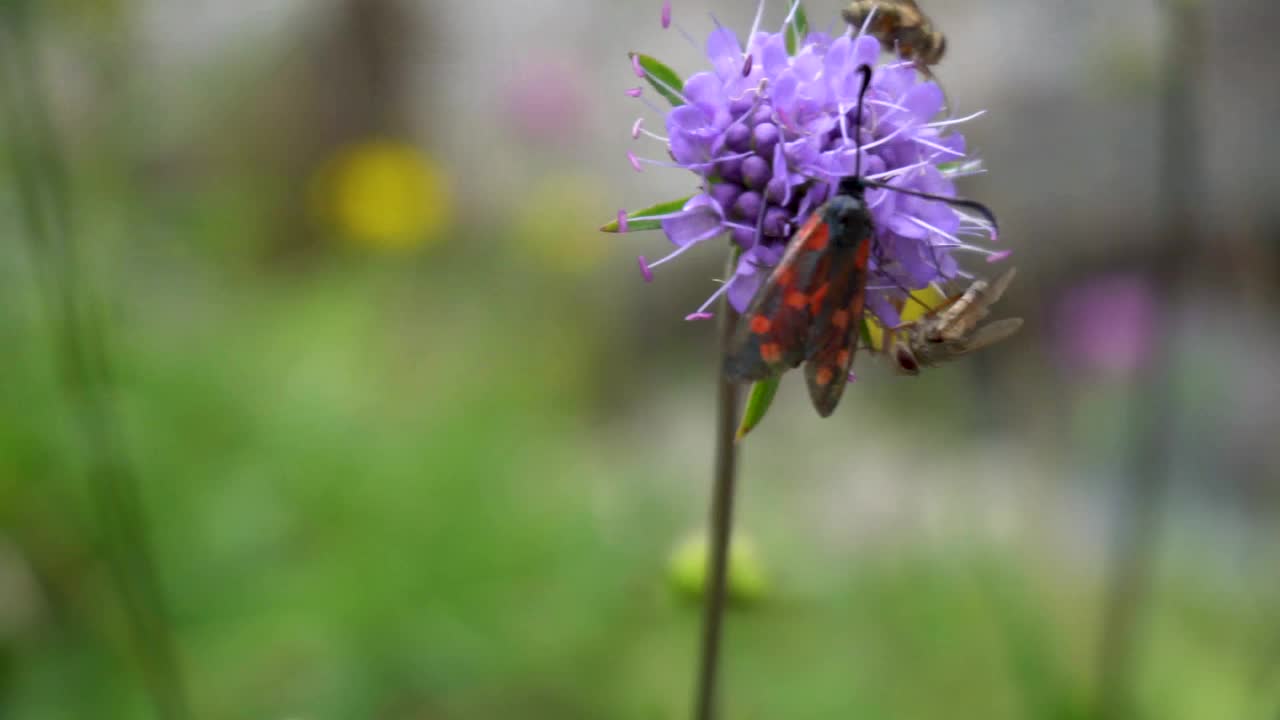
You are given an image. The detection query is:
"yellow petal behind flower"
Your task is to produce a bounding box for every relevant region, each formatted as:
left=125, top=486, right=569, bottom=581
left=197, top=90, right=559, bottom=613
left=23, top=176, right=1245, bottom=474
left=864, top=285, right=948, bottom=351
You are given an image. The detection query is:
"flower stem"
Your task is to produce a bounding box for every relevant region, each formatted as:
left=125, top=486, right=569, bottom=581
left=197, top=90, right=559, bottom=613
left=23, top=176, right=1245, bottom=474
left=693, top=261, right=741, bottom=720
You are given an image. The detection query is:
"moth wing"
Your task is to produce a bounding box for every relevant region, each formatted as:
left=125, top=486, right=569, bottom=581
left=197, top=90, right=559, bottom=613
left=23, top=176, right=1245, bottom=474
left=723, top=214, right=831, bottom=382
left=802, top=238, right=871, bottom=417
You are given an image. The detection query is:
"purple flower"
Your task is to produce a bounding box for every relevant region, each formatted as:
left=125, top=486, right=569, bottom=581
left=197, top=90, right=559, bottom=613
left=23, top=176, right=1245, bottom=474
left=1053, top=274, right=1156, bottom=377
left=617, top=2, right=1001, bottom=326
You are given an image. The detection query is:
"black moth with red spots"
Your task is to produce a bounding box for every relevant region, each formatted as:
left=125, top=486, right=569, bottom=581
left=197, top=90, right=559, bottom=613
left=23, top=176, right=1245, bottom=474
left=724, top=176, right=874, bottom=417
left=723, top=64, right=1000, bottom=418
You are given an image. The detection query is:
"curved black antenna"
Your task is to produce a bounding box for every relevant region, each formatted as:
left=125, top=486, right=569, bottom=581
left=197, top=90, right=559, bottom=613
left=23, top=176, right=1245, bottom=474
left=860, top=178, right=1000, bottom=236
left=845, top=64, right=875, bottom=189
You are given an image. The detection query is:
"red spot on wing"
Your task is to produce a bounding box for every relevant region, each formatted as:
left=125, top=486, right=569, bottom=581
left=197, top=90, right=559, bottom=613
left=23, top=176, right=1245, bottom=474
left=803, top=223, right=830, bottom=251
left=722, top=207, right=842, bottom=383
left=809, top=283, right=830, bottom=315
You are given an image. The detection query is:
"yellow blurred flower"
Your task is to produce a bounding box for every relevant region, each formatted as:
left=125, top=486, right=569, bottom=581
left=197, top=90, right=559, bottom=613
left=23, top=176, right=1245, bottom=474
left=511, top=174, right=607, bottom=274
left=863, top=285, right=947, bottom=351
left=313, top=139, right=451, bottom=251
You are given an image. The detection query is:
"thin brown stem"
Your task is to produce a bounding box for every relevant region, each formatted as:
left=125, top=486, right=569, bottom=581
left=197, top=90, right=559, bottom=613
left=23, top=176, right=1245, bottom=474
left=692, top=276, right=741, bottom=720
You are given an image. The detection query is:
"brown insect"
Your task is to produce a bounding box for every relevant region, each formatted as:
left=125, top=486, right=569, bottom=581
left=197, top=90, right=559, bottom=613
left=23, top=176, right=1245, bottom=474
left=883, top=268, right=1022, bottom=375
left=842, top=0, right=947, bottom=74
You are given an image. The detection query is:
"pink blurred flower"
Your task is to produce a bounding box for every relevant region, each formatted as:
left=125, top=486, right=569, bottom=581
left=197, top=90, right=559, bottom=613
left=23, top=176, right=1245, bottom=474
left=1054, top=274, right=1156, bottom=377
left=502, top=56, right=587, bottom=143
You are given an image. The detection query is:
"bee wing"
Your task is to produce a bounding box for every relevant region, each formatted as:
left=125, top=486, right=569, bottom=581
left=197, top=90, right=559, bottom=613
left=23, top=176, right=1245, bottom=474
left=724, top=213, right=831, bottom=382
left=803, top=237, right=871, bottom=417
left=916, top=317, right=1023, bottom=366
left=953, top=317, right=1023, bottom=353
left=936, top=266, right=1018, bottom=342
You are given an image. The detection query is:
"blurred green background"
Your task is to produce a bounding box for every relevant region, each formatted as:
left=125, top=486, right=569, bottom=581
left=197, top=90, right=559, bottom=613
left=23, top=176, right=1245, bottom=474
left=2, top=0, right=1278, bottom=718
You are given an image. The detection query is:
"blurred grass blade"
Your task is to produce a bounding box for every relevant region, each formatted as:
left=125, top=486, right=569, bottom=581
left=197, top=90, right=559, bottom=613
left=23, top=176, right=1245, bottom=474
left=736, top=376, right=781, bottom=440
left=785, top=3, right=810, bottom=55
left=629, top=53, right=685, bottom=106
left=600, top=196, right=692, bottom=233
left=859, top=316, right=874, bottom=349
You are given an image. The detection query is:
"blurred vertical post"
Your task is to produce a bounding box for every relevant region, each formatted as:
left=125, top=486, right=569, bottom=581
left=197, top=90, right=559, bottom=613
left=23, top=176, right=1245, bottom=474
left=1095, top=1, right=1204, bottom=718
left=0, top=3, right=190, bottom=719
left=272, top=0, right=421, bottom=259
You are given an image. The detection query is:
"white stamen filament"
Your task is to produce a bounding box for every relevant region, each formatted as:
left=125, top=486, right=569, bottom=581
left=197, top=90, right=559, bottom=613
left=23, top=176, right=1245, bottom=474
left=911, top=136, right=965, bottom=157
left=693, top=275, right=736, bottom=315
left=637, top=67, right=691, bottom=107
left=646, top=227, right=721, bottom=271
left=858, top=6, right=878, bottom=37
left=908, top=216, right=962, bottom=245
left=924, top=110, right=986, bottom=129
left=747, top=0, right=767, bottom=54
left=868, top=99, right=910, bottom=114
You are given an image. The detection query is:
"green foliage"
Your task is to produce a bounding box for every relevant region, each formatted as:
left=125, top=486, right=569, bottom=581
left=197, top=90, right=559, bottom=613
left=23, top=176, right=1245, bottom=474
left=628, top=53, right=685, bottom=107
left=600, top=196, right=692, bottom=233
left=785, top=2, right=810, bottom=55
left=737, top=376, right=782, bottom=440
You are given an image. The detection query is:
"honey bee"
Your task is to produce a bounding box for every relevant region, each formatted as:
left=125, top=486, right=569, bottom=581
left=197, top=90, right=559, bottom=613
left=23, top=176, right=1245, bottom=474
left=883, top=268, right=1022, bottom=374
left=842, top=0, right=947, bottom=74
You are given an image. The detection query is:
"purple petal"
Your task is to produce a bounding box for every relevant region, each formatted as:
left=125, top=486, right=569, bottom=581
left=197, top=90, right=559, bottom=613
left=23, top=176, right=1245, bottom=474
left=902, top=83, right=945, bottom=121
left=728, top=258, right=767, bottom=312
left=683, top=72, right=726, bottom=121
left=865, top=292, right=901, bottom=329
left=852, top=35, right=880, bottom=68
left=707, top=26, right=742, bottom=66
left=666, top=104, right=716, bottom=163
left=661, top=195, right=724, bottom=246
left=760, top=34, right=790, bottom=79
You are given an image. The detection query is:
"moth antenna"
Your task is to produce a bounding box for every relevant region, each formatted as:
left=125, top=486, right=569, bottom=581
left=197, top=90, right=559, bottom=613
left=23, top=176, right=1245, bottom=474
left=850, top=64, right=874, bottom=183
left=860, top=179, right=1000, bottom=235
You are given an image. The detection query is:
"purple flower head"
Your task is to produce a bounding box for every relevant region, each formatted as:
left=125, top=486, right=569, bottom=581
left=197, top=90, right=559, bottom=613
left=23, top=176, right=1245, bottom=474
left=1053, top=274, right=1156, bottom=377
left=616, top=2, right=1002, bottom=326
